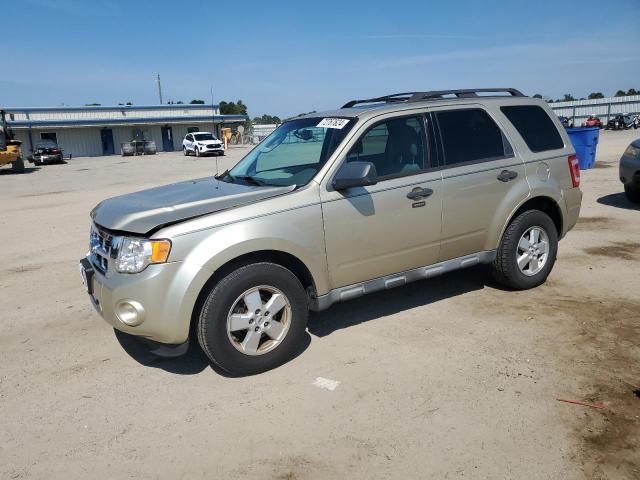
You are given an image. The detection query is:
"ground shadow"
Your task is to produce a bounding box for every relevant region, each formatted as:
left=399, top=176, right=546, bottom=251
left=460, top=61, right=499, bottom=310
left=114, top=329, right=209, bottom=375
left=114, top=265, right=495, bottom=375
left=114, top=327, right=312, bottom=377
left=308, top=265, right=496, bottom=337
left=0, top=167, right=40, bottom=175
left=597, top=192, right=640, bottom=211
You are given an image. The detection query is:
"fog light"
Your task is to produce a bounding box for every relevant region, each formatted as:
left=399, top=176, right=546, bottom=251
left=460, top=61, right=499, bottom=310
left=115, top=300, right=146, bottom=326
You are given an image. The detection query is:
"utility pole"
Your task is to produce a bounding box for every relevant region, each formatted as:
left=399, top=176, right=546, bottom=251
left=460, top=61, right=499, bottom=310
left=156, top=73, right=163, bottom=105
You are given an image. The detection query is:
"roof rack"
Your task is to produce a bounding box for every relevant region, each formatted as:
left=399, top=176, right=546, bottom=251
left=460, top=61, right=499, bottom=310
left=341, top=88, right=525, bottom=108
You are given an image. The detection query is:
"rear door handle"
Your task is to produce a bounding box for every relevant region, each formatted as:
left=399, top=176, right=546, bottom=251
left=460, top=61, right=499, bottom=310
left=497, top=170, right=518, bottom=182
left=406, top=187, right=434, bottom=200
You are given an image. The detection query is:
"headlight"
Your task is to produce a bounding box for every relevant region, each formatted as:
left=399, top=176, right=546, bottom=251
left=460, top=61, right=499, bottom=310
left=624, top=144, right=640, bottom=158
left=116, top=238, right=171, bottom=273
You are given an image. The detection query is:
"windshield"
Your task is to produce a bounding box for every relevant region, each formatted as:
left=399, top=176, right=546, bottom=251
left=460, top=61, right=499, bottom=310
left=194, top=133, right=216, bottom=141
left=227, top=117, right=355, bottom=187
left=36, top=141, right=57, bottom=148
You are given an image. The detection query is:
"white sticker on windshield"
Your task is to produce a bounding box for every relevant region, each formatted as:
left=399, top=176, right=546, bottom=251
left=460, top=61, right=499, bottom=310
left=317, top=118, right=350, bottom=129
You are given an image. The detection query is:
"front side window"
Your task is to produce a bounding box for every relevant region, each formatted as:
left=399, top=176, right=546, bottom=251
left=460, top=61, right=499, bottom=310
left=228, top=117, right=355, bottom=187
left=500, top=105, right=564, bottom=152
left=436, top=108, right=512, bottom=166
left=185, top=134, right=193, bottom=141
left=346, top=115, right=430, bottom=178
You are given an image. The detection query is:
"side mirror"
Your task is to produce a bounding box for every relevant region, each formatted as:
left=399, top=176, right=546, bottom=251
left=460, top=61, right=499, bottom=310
left=332, top=161, right=378, bottom=191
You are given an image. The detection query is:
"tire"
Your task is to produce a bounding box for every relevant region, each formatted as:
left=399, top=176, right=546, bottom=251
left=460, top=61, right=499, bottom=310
left=11, top=157, right=25, bottom=173
left=492, top=210, right=558, bottom=290
left=625, top=184, right=640, bottom=203
left=197, top=262, right=308, bottom=376
left=183, top=146, right=188, bottom=156
left=195, top=147, right=201, bottom=157
left=219, top=151, right=225, bottom=156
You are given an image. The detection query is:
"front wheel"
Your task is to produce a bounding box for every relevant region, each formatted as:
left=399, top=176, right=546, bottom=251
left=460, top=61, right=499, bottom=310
left=492, top=210, right=558, bottom=290
left=625, top=184, right=640, bottom=203
left=195, top=147, right=201, bottom=157
left=183, top=146, right=189, bottom=156
left=197, top=262, right=308, bottom=376
left=12, top=157, right=25, bottom=173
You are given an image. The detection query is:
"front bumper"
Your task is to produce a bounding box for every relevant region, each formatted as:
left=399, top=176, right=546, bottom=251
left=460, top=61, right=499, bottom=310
left=80, top=255, right=213, bottom=345
left=30, top=154, right=62, bottom=163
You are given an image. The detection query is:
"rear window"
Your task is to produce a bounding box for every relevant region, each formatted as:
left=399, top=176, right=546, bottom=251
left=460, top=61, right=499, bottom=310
left=500, top=105, right=564, bottom=152
left=436, top=108, right=512, bottom=166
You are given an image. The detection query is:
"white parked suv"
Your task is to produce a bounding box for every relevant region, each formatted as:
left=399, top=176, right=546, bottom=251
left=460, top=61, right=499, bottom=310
left=182, top=132, right=225, bottom=157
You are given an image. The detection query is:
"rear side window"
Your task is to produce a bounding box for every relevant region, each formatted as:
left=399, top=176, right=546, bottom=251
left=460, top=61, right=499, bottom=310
left=500, top=105, right=564, bottom=152
left=436, top=108, right=512, bottom=166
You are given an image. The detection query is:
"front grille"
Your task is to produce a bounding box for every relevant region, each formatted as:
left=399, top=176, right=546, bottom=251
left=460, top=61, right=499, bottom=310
left=90, top=225, right=118, bottom=274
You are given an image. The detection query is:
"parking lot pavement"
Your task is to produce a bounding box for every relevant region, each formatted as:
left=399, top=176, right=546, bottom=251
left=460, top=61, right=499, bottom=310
left=1, top=133, right=639, bottom=479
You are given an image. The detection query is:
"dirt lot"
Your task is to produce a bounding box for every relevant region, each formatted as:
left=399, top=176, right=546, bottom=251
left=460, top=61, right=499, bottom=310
left=1, top=132, right=639, bottom=479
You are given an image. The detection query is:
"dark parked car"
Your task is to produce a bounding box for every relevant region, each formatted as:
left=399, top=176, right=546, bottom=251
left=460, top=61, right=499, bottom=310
left=620, top=138, right=640, bottom=203
left=121, top=140, right=157, bottom=156
left=606, top=114, right=638, bottom=130
left=29, top=140, right=64, bottom=165
left=557, top=115, right=573, bottom=128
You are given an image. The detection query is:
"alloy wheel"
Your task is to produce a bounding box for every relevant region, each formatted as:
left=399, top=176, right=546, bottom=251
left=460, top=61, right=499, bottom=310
left=226, top=285, right=292, bottom=356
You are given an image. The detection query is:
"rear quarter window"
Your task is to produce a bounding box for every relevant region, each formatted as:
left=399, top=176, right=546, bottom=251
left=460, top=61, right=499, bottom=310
left=500, top=105, right=564, bottom=153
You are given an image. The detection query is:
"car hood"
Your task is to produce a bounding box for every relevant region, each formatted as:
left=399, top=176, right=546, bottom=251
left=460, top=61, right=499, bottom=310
left=91, top=177, right=295, bottom=235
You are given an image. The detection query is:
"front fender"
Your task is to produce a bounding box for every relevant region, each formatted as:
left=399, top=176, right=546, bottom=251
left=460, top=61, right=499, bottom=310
left=174, top=203, right=330, bottom=297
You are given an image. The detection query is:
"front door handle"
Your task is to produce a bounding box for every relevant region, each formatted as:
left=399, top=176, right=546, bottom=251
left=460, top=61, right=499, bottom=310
left=497, top=170, right=518, bottom=182
left=406, top=187, right=433, bottom=200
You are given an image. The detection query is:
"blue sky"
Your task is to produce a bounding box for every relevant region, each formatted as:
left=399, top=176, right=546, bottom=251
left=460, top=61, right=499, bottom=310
left=3, top=0, right=640, bottom=117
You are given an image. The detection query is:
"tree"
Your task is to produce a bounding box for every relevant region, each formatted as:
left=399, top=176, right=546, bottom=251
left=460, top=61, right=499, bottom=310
left=588, top=92, right=604, bottom=99
left=562, top=94, right=575, bottom=102
left=615, top=90, right=627, bottom=97
left=532, top=94, right=543, bottom=99
left=627, top=88, right=639, bottom=96
left=190, top=99, right=205, bottom=104
left=219, top=100, right=248, bottom=115
left=85, top=103, right=101, bottom=106
left=253, top=114, right=281, bottom=125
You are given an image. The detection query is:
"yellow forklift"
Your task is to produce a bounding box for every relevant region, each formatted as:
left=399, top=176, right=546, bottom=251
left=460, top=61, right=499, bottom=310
left=0, top=109, right=24, bottom=172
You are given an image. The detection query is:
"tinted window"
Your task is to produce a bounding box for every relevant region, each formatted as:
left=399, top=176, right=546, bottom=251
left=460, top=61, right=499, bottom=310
left=501, top=105, right=564, bottom=152
left=346, top=115, right=430, bottom=178
left=436, top=109, right=510, bottom=166
left=185, top=134, right=193, bottom=141
left=41, top=132, right=58, bottom=143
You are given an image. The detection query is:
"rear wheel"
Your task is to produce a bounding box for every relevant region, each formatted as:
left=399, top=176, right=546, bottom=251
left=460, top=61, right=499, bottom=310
left=12, top=157, right=25, bottom=173
left=197, top=262, right=308, bottom=376
left=492, top=210, right=558, bottom=290
left=625, top=184, right=640, bottom=203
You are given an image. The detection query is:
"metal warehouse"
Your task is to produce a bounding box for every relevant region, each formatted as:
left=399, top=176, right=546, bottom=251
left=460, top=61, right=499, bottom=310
left=5, top=104, right=247, bottom=158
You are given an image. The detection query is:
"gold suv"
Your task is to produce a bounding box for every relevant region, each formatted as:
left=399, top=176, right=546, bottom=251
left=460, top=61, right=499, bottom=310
left=80, top=88, right=582, bottom=375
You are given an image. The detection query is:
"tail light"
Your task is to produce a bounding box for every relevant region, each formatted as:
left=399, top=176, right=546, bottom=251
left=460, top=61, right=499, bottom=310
left=52, top=149, right=60, bottom=154
left=568, top=154, right=580, bottom=187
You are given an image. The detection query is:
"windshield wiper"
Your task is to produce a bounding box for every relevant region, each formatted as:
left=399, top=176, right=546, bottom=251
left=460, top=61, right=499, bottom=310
left=233, top=175, right=268, bottom=186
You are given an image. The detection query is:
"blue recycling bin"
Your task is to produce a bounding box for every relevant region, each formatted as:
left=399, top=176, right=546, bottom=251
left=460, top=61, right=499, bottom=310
left=566, top=127, right=599, bottom=170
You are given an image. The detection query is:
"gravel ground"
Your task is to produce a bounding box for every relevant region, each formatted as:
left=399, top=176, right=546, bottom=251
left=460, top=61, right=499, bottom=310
left=1, top=132, right=639, bottom=479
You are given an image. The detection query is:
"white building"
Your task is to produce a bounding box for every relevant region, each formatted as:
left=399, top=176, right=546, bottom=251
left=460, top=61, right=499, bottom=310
left=5, top=104, right=247, bottom=158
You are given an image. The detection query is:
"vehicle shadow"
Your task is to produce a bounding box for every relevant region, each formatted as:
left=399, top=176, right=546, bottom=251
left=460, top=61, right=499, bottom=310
left=0, top=167, right=40, bottom=175
left=308, top=265, right=495, bottom=337
left=114, top=325, right=312, bottom=377
left=115, top=266, right=494, bottom=375
left=597, top=192, right=640, bottom=211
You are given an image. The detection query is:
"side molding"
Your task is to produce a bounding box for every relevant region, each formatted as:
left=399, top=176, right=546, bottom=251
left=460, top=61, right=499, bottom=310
left=310, top=250, right=496, bottom=311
